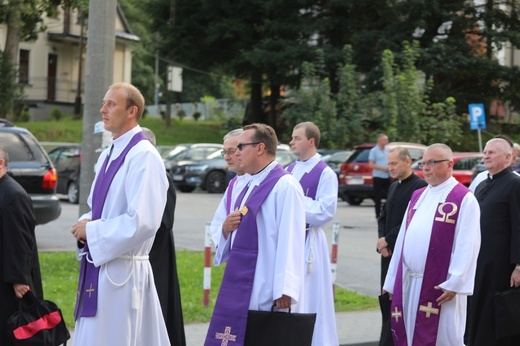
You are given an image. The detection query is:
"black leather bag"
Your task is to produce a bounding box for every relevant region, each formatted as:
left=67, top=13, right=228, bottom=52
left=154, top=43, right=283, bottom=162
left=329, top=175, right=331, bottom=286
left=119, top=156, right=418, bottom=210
left=6, top=292, right=70, bottom=346
left=244, top=305, right=317, bottom=346
left=494, top=287, right=520, bottom=338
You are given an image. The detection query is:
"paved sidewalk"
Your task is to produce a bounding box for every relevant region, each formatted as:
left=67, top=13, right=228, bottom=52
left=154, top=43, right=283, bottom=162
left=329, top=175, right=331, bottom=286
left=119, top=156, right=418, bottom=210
left=68, top=310, right=381, bottom=345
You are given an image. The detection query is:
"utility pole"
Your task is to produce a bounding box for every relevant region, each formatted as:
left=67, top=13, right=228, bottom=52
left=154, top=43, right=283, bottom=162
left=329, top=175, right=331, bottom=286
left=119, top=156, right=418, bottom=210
left=74, top=13, right=85, bottom=117
left=79, top=0, right=117, bottom=216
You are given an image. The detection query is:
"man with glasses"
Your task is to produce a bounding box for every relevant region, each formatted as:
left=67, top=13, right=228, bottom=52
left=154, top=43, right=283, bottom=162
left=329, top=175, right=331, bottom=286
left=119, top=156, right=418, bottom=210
left=205, top=123, right=306, bottom=345
left=211, top=128, right=250, bottom=257
left=383, top=143, right=481, bottom=345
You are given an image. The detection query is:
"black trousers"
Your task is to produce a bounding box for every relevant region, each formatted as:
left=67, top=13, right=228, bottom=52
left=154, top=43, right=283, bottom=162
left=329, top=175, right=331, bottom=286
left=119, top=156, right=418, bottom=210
left=373, top=177, right=391, bottom=218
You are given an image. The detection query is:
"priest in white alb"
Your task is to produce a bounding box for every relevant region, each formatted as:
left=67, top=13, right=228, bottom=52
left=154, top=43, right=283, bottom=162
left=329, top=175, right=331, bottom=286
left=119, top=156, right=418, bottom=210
left=383, top=143, right=480, bottom=346
left=70, top=83, right=170, bottom=345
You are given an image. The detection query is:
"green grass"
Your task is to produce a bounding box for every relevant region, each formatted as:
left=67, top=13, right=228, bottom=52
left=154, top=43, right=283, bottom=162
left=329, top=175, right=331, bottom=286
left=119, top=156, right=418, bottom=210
left=39, top=251, right=378, bottom=329
left=16, top=116, right=226, bottom=146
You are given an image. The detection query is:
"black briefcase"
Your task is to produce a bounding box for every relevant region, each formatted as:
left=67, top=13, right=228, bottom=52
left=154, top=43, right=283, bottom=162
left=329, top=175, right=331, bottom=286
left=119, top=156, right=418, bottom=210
left=6, top=292, right=70, bottom=346
left=494, top=287, right=520, bottom=338
left=244, top=305, right=317, bottom=346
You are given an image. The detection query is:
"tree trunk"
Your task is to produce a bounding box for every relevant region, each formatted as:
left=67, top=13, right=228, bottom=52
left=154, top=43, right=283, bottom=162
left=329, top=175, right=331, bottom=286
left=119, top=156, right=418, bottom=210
left=5, top=8, right=21, bottom=67
left=268, top=83, right=282, bottom=136
left=248, top=69, right=264, bottom=124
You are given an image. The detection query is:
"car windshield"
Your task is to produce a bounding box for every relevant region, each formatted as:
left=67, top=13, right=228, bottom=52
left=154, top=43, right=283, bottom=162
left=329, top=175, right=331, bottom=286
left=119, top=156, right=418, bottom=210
left=162, top=145, right=188, bottom=161
left=206, top=149, right=223, bottom=160
left=0, top=132, right=46, bottom=163
left=347, top=148, right=370, bottom=163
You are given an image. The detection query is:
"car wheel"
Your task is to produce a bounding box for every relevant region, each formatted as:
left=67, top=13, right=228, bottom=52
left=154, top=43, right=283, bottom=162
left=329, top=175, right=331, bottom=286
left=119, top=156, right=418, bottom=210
left=178, top=186, right=196, bottom=193
left=345, top=195, right=363, bottom=206
left=205, top=171, right=227, bottom=193
left=68, top=181, right=79, bottom=204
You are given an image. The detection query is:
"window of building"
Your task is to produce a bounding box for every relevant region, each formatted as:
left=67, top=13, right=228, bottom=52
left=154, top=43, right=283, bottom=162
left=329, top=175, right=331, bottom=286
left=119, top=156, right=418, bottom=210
left=19, top=49, right=30, bottom=84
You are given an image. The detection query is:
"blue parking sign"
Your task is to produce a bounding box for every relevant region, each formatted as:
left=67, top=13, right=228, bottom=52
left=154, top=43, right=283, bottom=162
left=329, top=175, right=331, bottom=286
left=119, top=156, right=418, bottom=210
left=468, top=103, right=486, bottom=130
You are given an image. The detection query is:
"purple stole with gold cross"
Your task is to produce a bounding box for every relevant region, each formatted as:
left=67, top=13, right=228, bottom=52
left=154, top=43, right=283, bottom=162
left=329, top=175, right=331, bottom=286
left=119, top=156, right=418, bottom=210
left=204, top=164, right=287, bottom=346
left=225, top=175, right=238, bottom=214
left=390, top=183, right=469, bottom=346
left=73, top=131, right=147, bottom=320
left=286, top=160, right=327, bottom=200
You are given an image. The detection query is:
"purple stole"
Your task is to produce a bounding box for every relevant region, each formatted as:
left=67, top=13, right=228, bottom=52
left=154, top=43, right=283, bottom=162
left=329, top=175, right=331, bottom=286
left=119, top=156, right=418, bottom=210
left=73, top=132, right=147, bottom=319
left=287, top=160, right=327, bottom=199
left=391, top=183, right=469, bottom=345
left=204, top=164, right=287, bottom=346
left=226, top=175, right=238, bottom=214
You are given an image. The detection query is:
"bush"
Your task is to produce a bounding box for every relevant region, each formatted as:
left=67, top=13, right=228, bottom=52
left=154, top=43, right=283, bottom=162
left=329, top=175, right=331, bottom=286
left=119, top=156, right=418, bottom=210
left=18, top=110, right=30, bottom=122
left=177, top=109, right=186, bottom=120
left=193, top=111, right=201, bottom=121
left=51, top=108, right=62, bottom=121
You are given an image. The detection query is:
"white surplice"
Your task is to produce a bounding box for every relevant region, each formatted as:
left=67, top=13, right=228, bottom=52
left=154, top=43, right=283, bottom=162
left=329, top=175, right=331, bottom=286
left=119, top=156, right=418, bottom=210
left=214, top=161, right=306, bottom=311
left=210, top=173, right=251, bottom=253
left=290, top=154, right=339, bottom=346
left=74, top=126, right=170, bottom=346
left=383, top=177, right=481, bottom=346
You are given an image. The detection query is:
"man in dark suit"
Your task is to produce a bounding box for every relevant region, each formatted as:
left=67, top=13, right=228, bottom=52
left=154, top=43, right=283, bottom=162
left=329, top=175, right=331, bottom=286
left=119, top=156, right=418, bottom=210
left=143, top=128, right=186, bottom=346
left=377, top=146, right=427, bottom=346
left=0, top=145, right=43, bottom=344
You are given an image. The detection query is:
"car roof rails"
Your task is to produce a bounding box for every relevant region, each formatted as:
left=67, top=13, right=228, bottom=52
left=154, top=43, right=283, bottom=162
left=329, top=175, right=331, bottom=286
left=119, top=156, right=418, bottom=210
left=0, top=119, right=15, bottom=127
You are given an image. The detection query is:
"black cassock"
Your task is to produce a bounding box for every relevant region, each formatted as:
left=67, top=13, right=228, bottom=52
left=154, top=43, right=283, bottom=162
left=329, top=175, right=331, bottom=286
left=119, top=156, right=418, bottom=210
left=466, top=167, right=520, bottom=345
left=0, top=174, right=43, bottom=344
left=149, top=173, right=186, bottom=346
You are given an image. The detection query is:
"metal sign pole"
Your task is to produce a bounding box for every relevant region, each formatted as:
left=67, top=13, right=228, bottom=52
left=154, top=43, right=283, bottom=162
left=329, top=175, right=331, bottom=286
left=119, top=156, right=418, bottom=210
left=478, top=128, right=483, bottom=153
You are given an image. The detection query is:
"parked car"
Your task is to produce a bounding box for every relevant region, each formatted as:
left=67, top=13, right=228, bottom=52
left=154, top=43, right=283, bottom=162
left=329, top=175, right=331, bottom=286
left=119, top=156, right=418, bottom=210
left=47, top=145, right=82, bottom=204
left=162, top=143, right=222, bottom=175
left=172, top=149, right=296, bottom=193
left=413, top=152, right=483, bottom=186
left=338, top=142, right=427, bottom=205
left=0, top=119, right=61, bottom=225
left=171, top=150, right=229, bottom=193
left=322, top=150, right=352, bottom=176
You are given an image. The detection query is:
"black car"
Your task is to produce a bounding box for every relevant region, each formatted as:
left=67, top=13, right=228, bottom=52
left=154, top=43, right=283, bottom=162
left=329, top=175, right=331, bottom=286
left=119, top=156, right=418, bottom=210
left=162, top=143, right=222, bottom=175
left=48, top=145, right=82, bottom=204
left=171, top=150, right=229, bottom=193
left=172, top=149, right=297, bottom=193
left=0, top=119, right=61, bottom=225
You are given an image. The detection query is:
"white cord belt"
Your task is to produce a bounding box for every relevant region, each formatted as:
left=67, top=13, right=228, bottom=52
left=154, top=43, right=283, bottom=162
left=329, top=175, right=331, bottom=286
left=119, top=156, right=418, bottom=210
left=105, top=255, right=149, bottom=310
left=306, top=228, right=316, bottom=273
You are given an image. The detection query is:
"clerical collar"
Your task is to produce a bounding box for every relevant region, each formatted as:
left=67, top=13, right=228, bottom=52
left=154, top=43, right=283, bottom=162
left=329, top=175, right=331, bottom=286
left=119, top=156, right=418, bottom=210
left=253, top=160, right=275, bottom=175
left=488, top=166, right=512, bottom=180
left=398, top=172, right=414, bottom=184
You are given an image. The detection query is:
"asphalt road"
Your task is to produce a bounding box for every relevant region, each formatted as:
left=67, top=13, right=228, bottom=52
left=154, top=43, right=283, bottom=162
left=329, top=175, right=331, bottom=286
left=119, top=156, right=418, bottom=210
left=36, top=191, right=381, bottom=298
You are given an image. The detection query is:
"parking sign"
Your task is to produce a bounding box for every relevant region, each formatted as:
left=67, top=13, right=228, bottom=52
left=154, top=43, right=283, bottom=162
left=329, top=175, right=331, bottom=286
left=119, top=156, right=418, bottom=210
left=468, top=103, right=486, bottom=130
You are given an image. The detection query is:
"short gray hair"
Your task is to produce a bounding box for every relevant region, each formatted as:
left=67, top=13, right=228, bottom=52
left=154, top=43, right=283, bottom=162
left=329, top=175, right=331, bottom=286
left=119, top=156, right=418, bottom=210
left=141, top=127, right=156, bottom=146
left=426, top=143, right=453, bottom=160
left=388, top=146, right=411, bottom=161
left=223, top=128, right=243, bottom=141
left=0, top=145, right=9, bottom=167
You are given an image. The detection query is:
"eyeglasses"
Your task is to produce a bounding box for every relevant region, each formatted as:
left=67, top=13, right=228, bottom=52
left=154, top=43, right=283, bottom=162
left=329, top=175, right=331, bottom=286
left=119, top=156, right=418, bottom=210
left=417, top=159, right=450, bottom=169
left=220, top=149, right=237, bottom=157
left=236, top=142, right=260, bottom=151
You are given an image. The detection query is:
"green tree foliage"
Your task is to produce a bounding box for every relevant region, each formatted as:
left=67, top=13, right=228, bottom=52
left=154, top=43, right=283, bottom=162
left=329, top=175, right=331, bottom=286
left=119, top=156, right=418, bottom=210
left=282, top=53, right=337, bottom=148
left=335, top=45, right=366, bottom=147
left=0, top=51, right=23, bottom=119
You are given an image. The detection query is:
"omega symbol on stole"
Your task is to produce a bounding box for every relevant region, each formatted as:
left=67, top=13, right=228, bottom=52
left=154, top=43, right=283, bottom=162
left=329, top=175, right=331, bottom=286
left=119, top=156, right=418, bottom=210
left=434, top=202, right=458, bottom=224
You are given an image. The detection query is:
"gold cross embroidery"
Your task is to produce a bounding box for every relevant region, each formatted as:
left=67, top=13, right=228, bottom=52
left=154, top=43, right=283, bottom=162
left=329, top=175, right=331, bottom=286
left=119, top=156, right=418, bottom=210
left=215, top=326, right=237, bottom=346
left=85, top=283, right=95, bottom=298
left=419, top=302, right=439, bottom=318
left=392, top=306, right=403, bottom=322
